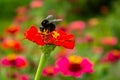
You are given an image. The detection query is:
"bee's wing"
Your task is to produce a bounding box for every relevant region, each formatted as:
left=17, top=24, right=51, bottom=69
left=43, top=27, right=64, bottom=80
left=49, top=19, right=62, bottom=23
left=45, top=15, right=53, bottom=19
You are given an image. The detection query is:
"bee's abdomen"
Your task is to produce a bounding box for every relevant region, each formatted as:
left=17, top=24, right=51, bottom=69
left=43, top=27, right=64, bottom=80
left=49, top=23, right=55, bottom=32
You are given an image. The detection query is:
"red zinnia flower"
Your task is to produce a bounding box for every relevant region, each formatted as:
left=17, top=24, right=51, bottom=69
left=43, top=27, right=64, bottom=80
left=24, top=26, right=75, bottom=49
left=5, top=24, right=20, bottom=34
left=1, top=38, right=23, bottom=52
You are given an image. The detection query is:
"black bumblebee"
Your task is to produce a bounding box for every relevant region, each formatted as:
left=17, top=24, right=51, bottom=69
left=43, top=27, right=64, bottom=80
left=40, top=15, right=62, bottom=32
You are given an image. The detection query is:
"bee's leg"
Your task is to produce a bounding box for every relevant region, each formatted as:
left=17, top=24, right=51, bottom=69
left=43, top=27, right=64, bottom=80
left=45, top=15, right=53, bottom=19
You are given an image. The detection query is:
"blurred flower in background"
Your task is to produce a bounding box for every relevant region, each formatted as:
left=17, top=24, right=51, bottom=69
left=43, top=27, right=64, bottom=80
left=101, top=37, right=118, bottom=46
left=42, top=66, right=58, bottom=77
left=56, top=55, right=93, bottom=78
left=30, top=0, right=43, bottom=8
left=1, top=54, right=28, bottom=68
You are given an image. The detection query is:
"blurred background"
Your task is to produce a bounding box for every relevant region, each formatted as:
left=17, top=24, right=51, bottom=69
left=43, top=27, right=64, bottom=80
left=0, top=0, right=120, bottom=80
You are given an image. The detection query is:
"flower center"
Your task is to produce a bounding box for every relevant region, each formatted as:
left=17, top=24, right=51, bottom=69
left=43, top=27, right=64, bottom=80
left=68, top=55, right=82, bottom=64
left=7, top=40, right=15, bottom=47
left=112, top=50, right=120, bottom=56
left=7, top=54, right=16, bottom=60
left=41, top=29, right=49, bottom=35
left=69, top=63, right=81, bottom=72
left=10, top=59, right=16, bottom=66
left=46, top=67, right=54, bottom=76
left=52, top=31, right=60, bottom=38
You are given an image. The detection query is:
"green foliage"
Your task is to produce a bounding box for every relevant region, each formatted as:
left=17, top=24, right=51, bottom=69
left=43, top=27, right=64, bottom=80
left=0, top=0, right=30, bottom=19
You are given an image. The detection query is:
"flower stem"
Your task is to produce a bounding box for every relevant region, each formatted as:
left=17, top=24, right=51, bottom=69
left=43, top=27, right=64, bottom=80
left=34, top=53, right=48, bottom=80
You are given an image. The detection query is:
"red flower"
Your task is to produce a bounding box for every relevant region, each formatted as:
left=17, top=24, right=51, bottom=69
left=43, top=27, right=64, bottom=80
left=5, top=24, right=20, bottom=34
left=24, top=26, right=75, bottom=49
left=1, top=38, right=23, bottom=52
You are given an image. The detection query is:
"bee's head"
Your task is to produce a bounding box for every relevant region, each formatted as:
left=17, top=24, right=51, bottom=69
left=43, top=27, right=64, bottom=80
left=41, top=19, right=49, bottom=27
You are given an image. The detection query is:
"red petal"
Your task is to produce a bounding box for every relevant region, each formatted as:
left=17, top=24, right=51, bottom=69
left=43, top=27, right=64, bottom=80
left=24, top=26, right=45, bottom=45
left=24, top=26, right=38, bottom=41
left=58, top=30, right=66, bottom=35
left=62, top=34, right=75, bottom=49
left=33, top=33, right=45, bottom=45
left=54, top=31, right=75, bottom=49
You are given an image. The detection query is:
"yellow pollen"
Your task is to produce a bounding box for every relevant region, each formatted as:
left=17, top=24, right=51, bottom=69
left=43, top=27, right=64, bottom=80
left=52, top=31, right=60, bottom=38
left=68, top=55, right=82, bottom=64
left=41, top=29, right=49, bottom=35
left=7, top=54, right=17, bottom=60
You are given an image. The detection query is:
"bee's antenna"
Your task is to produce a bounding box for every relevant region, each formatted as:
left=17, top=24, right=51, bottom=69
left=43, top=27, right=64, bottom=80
left=45, top=15, right=53, bottom=19
left=49, top=19, right=62, bottom=23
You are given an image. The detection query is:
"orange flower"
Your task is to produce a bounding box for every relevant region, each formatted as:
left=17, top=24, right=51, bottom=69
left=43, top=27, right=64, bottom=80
left=5, top=24, right=20, bottom=34
left=1, top=38, right=23, bottom=52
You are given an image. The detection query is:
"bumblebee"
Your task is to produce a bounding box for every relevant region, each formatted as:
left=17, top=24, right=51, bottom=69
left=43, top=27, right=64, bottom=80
left=40, top=15, right=62, bottom=33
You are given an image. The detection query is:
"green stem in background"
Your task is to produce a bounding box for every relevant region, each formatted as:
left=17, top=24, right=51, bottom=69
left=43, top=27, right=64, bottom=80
left=34, top=53, right=48, bottom=80
left=34, top=45, right=56, bottom=80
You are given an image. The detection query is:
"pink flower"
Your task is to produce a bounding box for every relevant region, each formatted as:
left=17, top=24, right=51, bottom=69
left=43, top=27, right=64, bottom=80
left=75, top=38, right=83, bottom=43
left=56, top=55, right=93, bottom=78
left=101, top=50, right=120, bottom=63
left=101, top=37, right=118, bottom=46
left=14, top=6, right=28, bottom=23
left=14, top=15, right=28, bottom=23
left=19, top=74, right=29, bottom=80
left=7, top=73, right=29, bottom=80
left=42, top=66, right=58, bottom=77
left=30, top=0, right=43, bottom=8
left=16, top=6, right=28, bottom=15
left=1, top=54, right=28, bottom=69
left=68, top=21, right=85, bottom=31
left=83, top=34, right=94, bottom=43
